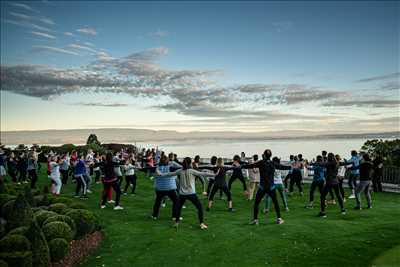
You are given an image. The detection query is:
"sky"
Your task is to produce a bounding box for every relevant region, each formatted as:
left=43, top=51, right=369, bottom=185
left=0, top=1, right=399, bottom=133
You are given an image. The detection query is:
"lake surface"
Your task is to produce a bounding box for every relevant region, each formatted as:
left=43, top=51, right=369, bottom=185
left=142, top=138, right=373, bottom=161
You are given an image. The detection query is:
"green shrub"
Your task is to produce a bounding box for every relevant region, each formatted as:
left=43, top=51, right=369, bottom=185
left=48, top=203, right=68, bottom=214
left=0, top=234, right=31, bottom=252
left=43, top=215, right=76, bottom=238
left=0, top=200, right=15, bottom=220
left=23, top=187, right=35, bottom=207
left=65, top=209, right=97, bottom=239
left=68, top=202, right=87, bottom=210
left=0, top=259, right=8, bottom=267
left=48, top=238, right=69, bottom=262
left=42, top=221, right=72, bottom=242
left=8, top=226, right=29, bottom=236
left=34, top=195, right=50, bottom=207
left=59, top=208, right=72, bottom=215
left=34, top=210, right=57, bottom=227
left=7, top=194, right=33, bottom=230
left=50, top=197, right=72, bottom=206
left=0, top=251, right=32, bottom=267
left=0, top=194, right=15, bottom=209
left=25, top=220, right=50, bottom=267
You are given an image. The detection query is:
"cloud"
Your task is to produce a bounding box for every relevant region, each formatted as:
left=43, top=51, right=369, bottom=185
left=272, top=21, right=293, bottom=32
left=0, top=64, right=129, bottom=99
left=9, top=2, right=39, bottom=13
left=31, top=31, right=56, bottom=40
left=31, top=45, right=79, bottom=56
left=64, top=32, right=74, bottom=36
left=356, top=72, right=400, bottom=83
left=380, top=81, right=400, bottom=91
left=326, top=99, right=400, bottom=108
left=2, top=18, right=52, bottom=32
left=76, top=27, right=97, bottom=36
left=9, top=11, right=55, bottom=26
left=148, top=29, right=169, bottom=38
left=72, top=102, right=129, bottom=107
left=67, top=44, right=97, bottom=53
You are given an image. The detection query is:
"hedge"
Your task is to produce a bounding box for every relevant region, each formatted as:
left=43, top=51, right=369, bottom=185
left=65, top=209, right=97, bottom=239
left=0, top=251, right=32, bottom=267
left=42, top=221, right=73, bottom=242
left=8, top=226, right=29, bottom=236
left=48, top=203, right=68, bottom=214
left=25, top=220, right=50, bottom=267
left=43, top=215, right=76, bottom=239
left=0, top=234, right=31, bottom=252
left=48, top=238, right=69, bottom=262
left=34, top=210, right=58, bottom=227
left=7, top=194, right=33, bottom=230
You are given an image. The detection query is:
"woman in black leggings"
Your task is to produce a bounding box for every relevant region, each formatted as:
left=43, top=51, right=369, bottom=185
left=311, top=153, right=347, bottom=217
left=200, top=158, right=237, bottom=212
left=227, top=155, right=248, bottom=197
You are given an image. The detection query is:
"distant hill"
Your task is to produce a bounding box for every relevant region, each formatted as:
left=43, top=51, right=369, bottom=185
left=1, top=128, right=399, bottom=145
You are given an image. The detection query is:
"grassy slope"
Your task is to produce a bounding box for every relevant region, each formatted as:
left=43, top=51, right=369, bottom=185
left=33, top=166, right=400, bottom=267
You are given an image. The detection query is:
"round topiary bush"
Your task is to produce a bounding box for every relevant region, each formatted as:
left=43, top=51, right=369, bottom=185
left=7, top=194, right=33, bottom=230
left=34, top=210, right=58, bottom=227
left=0, top=194, right=15, bottom=209
left=25, top=220, right=50, bottom=267
left=8, top=226, right=29, bottom=236
left=59, top=208, right=72, bottom=215
left=48, top=238, right=69, bottom=262
left=65, top=209, right=97, bottom=239
left=50, top=197, right=72, bottom=206
left=34, top=195, right=50, bottom=207
left=43, top=215, right=76, bottom=238
left=42, top=221, right=72, bottom=242
left=0, top=234, right=31, bottom=252
left=68, top=202, right=87, bottom=210
left=0, top=259, right=8, bottom=267
left=48, top=203, right=68, bottom=214
left=0, top=200, right=15, bottom=220
left=0, top=251, right=32, bottom=267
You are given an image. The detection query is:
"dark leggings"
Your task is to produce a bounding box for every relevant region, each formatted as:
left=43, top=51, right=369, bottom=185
left=321, top=183, right=344, bottom=212
left=348, top=173, right=358, bottom=190
left=61, top=169, right=69, bottom=184
left=152, top=190, right=179, bottom=219
left=289, top=171, right=303, bottom=193
left=209, top=184, right=232, bottom=201
left=75, top=175, right=87, bottom=196
left=9, top=171, right=17, bottom=183
left=101, top=181, right=121, bottom=206
left=254, top=187, right=280, bottom=219
left=28, top=169, right=38, bottom=188
left=284, top=173, right=291, bottom=189
left=124, top=175, right=137, bottom=194
left=228, top=174, right=247, bottom=191
left=309, top=180, right=324, bottom=202
left=19, top=170, right=27, bottom=182
left=338, top=179, right=345, bottom=199
left=207, top=179, right=222, bottom=198
left=177, top=194, right=204, bottom=223
left=94, top=170, right=101, bottom=183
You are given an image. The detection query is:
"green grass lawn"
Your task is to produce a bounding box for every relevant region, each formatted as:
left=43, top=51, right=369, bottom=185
left=33, top=166, right=400, bottom=267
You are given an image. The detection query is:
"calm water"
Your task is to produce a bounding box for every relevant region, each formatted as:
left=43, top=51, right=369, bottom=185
left=143, top=138, right=372, bottom=161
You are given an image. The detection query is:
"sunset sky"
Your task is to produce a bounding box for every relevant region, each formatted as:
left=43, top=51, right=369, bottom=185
left=1, top=1, right=399, bottom=133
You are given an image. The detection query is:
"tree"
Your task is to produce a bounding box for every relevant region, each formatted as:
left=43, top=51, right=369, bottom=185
left=361, top=139, right=400, bottom=167
left=86, top=134, right=101, bottom=146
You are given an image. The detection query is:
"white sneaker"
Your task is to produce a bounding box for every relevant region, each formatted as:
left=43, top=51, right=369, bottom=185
left=249, top=219, right=259, bottom=225
left=161, top=203, right=166, bottom=208
left=182, top=205, right=186, bottom=209
left=200, top=223, right=208, bottom=230
left=100, top=205, right=106, bottom=209
left=86, top=189, right=92, bottom=194
left=107, top=200, right=115, bottom=204
left=276, top=218, right=285, bottom=225
left=114, top=206, right=124, bottom=210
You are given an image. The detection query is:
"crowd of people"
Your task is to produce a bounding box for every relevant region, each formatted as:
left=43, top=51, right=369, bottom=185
left=0, top=145, right=386, bottom=229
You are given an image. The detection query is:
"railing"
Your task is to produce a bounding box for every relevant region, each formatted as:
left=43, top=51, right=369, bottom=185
left=382, top=166, right=400, bottom=185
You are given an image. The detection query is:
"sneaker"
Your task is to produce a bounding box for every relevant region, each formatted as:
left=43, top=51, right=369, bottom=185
left=114, top=206, right=124, bottom=210
left=161, top=203, right=166, bottom=208
left=318, top=212, right=327, bottom=218
left=107, top=200, right=115, bottom=204
left=202, top=192, right=207, bottom=196
left=341, top=209, right=346, bottom=215
left=200, top=223, right=208, bottom=230
left=276, top=218, right=284, bottom=225
left=80, top=195, right=89, bottom=200
left=182, top=205, right=186, bottom=209
left=285, top=207, right=290, bottom=212
left=249, top=219, right=259, bottom=225
left=100, top=205, right=106, bottom=209
left=149, top=215, right=157, bottom=220
left=228, top=208, right=235, bottom=212
left=86, top=189, right=92, bottom=194
left=172, top=217, right=183, bottom=221
left=305, top=203, right=313, bottom=209
left=348, top=194, right=355, bottom=199
left=332, top=200, right=336, bottom=205
left=74, top=195, right=80, bottom=198
left=123, top=192, right=128, bottom=196
left=367, top=206, right=372, bottom=209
